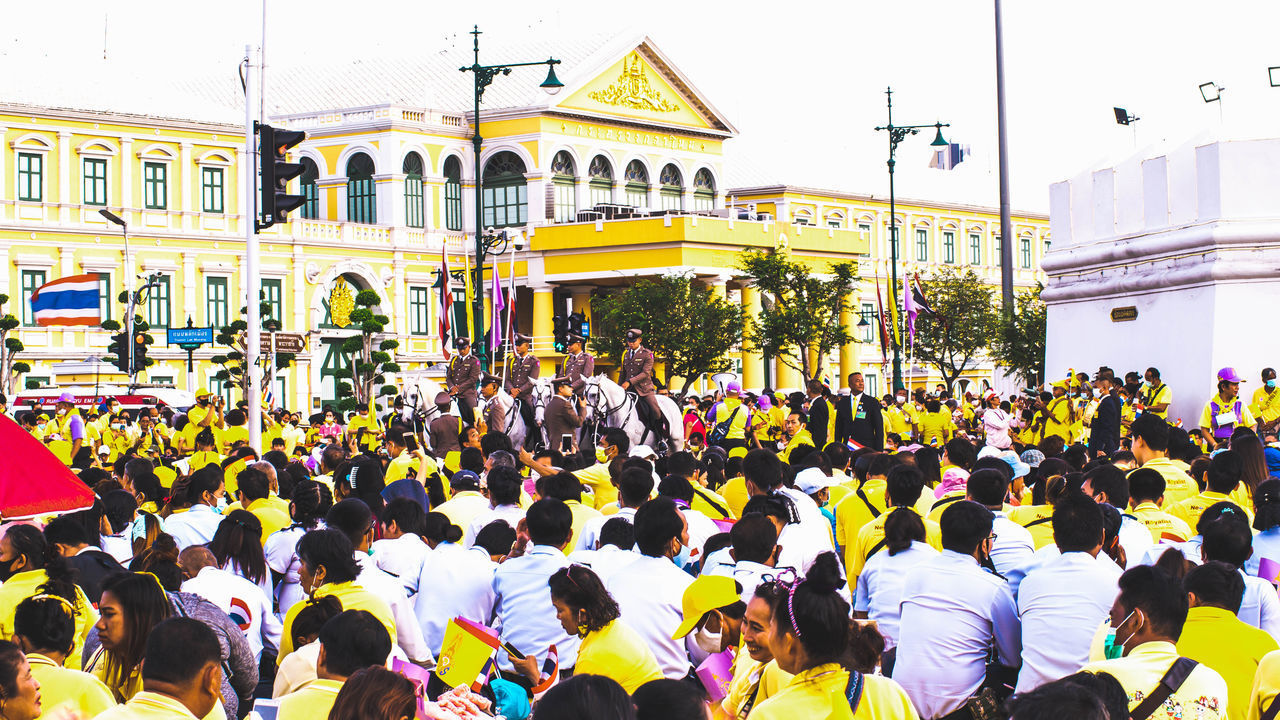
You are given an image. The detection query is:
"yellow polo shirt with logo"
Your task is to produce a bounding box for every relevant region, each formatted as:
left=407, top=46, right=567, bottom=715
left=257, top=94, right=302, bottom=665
left=885, top=406, right=911, bottom=437
left=918, top=410, right=954, bottom=447
left=1007, top=503, right=1056, bottom=549
left=1131, top=501, right=1193, bottom=543
left=1251, top=387, right=1280, bottom=425
left=345, top=413, right=380, bottom=451
left=1137, top=457, right=1199, bottom=506
left=1083, top=641, right=1228, bottom=720
left=1178, top=606, right=1278, bottom=720
left=574, top=620, right=663, bottom=694
left=278, top=678, right=345, bottom=720
left=848, top=507, right=942, bottom=578
left=1142, top=383, right=1173, bottom=419
left=1171, top=491, right=1253, bottom=530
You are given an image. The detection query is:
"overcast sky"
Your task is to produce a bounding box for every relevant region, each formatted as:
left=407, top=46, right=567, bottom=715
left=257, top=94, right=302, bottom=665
left=5, top=0, right=1279, bottom=214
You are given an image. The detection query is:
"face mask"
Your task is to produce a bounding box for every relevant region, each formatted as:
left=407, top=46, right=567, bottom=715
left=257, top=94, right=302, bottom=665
left=672, top=540, right=691, bottom=571
left=595, top=447, right=610, bottom=464
left=1093, top=389, right=1102, bottom=399
left=896, top=396, right=906, bottom=404
left=693, top=616, right=724, bottom=654
left=112, top=423, right=125, bottom=431
left=1103, top=609, right=1138, bottom=660
left=1269, top=380, right=1277, bottom=390
left=970, top=400, right=980, bottom=408
left=56, top=409, right=67, bottom=417
left=0, top=557, right=18, bottom=582
left=214, top=496, right=229, bottom=513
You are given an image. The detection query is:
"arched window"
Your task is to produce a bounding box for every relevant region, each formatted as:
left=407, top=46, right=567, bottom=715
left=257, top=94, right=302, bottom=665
left=693, top=168, right=716, bottom=212
left=623, top=160, right=649, bottom=209
left=551, top=151, right=577, bottom=223
left=482, top=151, right=527, bottom=228
left=659, top=163, right=683, bottom=212
left=588, top=155, right=613, bottom=208
left=299, top=157, right=319, bottom=219
left=345, top=152, right=376, bottom=224
left=443, top=156, right=462, bottom=231
left=403, top=152, right=424, bottom=228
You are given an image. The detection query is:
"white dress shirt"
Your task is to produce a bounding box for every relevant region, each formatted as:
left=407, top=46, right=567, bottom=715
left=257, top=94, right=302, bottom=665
left=183, top=565, right=283, bottom=660
left=680, top=505, right=722, bottom=561
left=466, top=504, right=526, bottom=547
left=565, top=544, right=641, bottom=588
left=731, top=560, right=779, bottom=604
left=414, top=543, right=498, bottom=658
left=100, top=533, right=133, bottom=565
left=354, top=553, right=431, bottom=663
left=165, top=504, right=224, bottom=550
left=574, top=507, right=636, bottom=552
left=1138, top=535, right=1202, bottom=567
left=372, top=533, right=431, bottom=596
left=607, top=554, right=696, bottom=680
left=1007, top=542, right=1121, bottom=598
left=701, top=547, right=736, bottom=579
left=990, top=512, right=1035, bottom=576
left=492, top=544, right=578, bottom=670
left=1014, top=551, right=1120, bottom=693
left=265, top=525, right=309, bottom=613
left=1240, top=570, right=1280, bottom=638
left=894, top=550, right=1022, bottom=720
left=853, top=541, right=939, bottom=649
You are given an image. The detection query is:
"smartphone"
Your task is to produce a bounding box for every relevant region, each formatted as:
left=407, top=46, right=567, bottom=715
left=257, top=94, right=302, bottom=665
left=501, top=640, right=526, bottom=660
left=560, top=433, right=573, bottom=453
left=403, top=433, right=418, bottom=452
left=357, top=427, right=367, bottom=443
left=252, top=699, right=280, bottom=720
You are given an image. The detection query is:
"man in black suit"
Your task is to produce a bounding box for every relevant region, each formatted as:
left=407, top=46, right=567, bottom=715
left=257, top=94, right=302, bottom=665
left=834, top=371, right=885, bottom=451
left=43, top=515, right=125, bottom=604
left=805, top=380, right=831, bottom=450
left=1088, top=370, right=1122, bottom=458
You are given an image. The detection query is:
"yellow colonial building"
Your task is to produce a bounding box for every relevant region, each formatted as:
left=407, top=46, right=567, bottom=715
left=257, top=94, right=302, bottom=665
left=0, top=33, right=1047, bottom=410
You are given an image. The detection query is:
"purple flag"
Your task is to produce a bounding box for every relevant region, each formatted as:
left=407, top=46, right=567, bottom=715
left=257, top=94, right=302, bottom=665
left=489, top=259, right=505, bottom=353
left=1260, top=557, right=1280, bottom=585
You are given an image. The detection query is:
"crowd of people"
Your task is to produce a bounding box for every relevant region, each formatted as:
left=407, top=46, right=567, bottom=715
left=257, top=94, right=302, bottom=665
left=1, top=359, right=1279, bottom=720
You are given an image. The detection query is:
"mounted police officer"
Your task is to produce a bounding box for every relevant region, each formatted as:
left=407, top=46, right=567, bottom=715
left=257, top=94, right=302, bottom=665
left=620, top=328, right=669, bottom=452
left=445, top=337, right=482, bottom=427
left=505, top=333, right=541, bottom=450
left=555, top=332, right=595, bottom=396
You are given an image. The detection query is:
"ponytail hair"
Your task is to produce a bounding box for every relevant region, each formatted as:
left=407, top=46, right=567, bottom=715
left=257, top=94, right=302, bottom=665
left=421, top=511, right=463, bottom=545
left=883, top=507, right=926, bottom=556
left=769, top=552, right=850, bottom=666
left=289, top=479, right=331, bottom=529
left=845, top=621, right=886, bottom=673
left=14, top=595, right=77, bottom=656
left=1254, top=479, right=1280, bottom=532
left=5, top=525, right=79, bottom=609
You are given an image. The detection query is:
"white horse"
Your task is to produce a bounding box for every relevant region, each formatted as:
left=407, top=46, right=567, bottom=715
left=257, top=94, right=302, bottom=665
left=581, top=375, right=684, bottom=454
left=399, top=375, right=455, bottom=424
left=475, top=377, right=554, bottom=451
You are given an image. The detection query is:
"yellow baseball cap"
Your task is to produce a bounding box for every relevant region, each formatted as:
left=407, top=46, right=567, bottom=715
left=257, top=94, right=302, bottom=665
left=728, top=446, right=748, bottom=460
left=195, top=389, right=212, bottom=399
left=672, top=575, right=740, bottom=639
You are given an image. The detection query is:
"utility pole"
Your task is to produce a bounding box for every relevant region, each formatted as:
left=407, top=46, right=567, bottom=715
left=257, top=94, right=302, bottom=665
left=243, top=44, right=263, bottom=452
left=994, top=0, right=1015, bottom=314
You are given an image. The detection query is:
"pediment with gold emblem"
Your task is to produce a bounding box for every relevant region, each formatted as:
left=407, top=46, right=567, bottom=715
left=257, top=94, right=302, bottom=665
left=553, top=40, right=736, bottom=135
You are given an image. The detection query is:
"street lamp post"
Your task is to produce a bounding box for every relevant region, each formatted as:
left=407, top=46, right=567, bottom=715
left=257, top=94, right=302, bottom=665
left=98, top=209, right=133, bottom=379
left=874, top=87, right=949, bottom=392
left=460, top=25, right=562, bottom=371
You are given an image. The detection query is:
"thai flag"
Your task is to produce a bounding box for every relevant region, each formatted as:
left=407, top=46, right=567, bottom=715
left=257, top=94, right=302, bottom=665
left=30, top=274, right=101, bottom=326
left=262, top=385, right=274, bottom=410
left=846, top=439, right=866, bottom=452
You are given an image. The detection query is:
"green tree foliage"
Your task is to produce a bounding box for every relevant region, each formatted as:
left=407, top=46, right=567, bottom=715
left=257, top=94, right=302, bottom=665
left=589, top=274, right=744, bottom=397
left=0, top=295, right=30, bottom=394
left=990, top=282, right=1047, bottom=386
left=911, top=266, right=1000, bottom=389
left=737, top=249, right=858, bottom=384
left=210, top=295, right=295, bottom=401
left=333, top=289, right=399, bottom=413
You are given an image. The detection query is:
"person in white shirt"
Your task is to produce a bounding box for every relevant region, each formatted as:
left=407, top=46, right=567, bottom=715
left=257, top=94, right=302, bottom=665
left=326, top=498, right=432, bottom=663
left=894, top=500, right=1021, bottom=719
left=606, top=496, right=696, bottom=680
left=1082, top=464, right=1154, bottom=565
left=414, top=511, right=498, bottom=658
left=179, top=546, right=283, bottom=662
left=741, top=450, right=833, bottom=573
left=574, top=467, right=651, bottom=553
left=372, top=498, right=432, bottom=597
left=492, top=499, right=579, bottom=672
left=854, top=508, right=939, bottom=655
left=1015, top=491, right=1121, bottom=693
left=982, top=391, right=1014, bottom=449
left=658, top=476, right=721, bottom=563
left=164, top=468, right=227, bottom=550
left=100, top=488, right=138, bottom=565
left=566, top=517, right=641, bottom=588
left=465, top=466, right=526, bottom=547
left=265, top=479, right=329, bottom=614
left=727, top=514, right=784, bottom=603
left=967, top=468, right=1035, bottom=576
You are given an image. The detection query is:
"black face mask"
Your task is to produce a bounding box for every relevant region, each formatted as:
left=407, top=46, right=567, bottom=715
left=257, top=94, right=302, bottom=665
left=0, top=556, right=21, bottom=582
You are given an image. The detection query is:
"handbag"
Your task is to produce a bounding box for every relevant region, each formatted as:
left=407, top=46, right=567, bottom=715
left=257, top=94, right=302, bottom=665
left=708, top=404, right=741, bottom=445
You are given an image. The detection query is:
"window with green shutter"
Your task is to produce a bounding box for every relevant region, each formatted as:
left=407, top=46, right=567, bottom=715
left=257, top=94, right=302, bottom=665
left=82, top=158, right=107, bottom=206
left=144, top=162, right=167, bottom=210
left=17, top=153, right=42, bottom=202
left=202, top=167, right=224, bottom=213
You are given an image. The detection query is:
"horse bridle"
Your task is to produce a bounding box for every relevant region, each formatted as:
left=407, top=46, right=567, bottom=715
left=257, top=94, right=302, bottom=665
left=584, top=380, right=635, bottom=427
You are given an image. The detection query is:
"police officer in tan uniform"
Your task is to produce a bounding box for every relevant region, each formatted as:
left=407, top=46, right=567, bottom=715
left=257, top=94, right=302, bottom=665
left=554, top=333, right=595, bottom=396
left=480, top=373, right=506, bottom=434
left=445, top=337, right=482, bottom=427
left=428, top=391, right=463, bottom=458
left=505, top=333, right=541, bottom=449
left=620, top=328, right=669, bottom=451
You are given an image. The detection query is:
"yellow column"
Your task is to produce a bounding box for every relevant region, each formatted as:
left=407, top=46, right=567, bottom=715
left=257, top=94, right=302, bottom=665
left=807, top=345, right=820, bottom=383
left=571, top=290, right=592, bottom=323
left=839, top=303, right=857, bottom=389
left=740, top=285, right=763, bottom=391
left=707, top=274, right=728, bottom=300
left=532, top=285, right=557, bottom=376
left=775, top=354, right=802, bottom=391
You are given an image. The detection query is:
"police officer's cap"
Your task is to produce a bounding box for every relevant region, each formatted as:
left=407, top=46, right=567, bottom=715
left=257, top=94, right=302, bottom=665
left=625, top=328, right=642, bottom=342
left=454, top=337, right=470, bottom=349
left=515, top=333, right=532, bottom=346
left=481, top=373, right=502, bottom=386
left=567, top=333, right=585, bottom=345
left=434, top=391, right=453, bottom=406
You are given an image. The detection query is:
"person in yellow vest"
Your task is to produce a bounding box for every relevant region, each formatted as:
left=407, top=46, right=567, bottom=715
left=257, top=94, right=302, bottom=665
left=1127, top=468, right=1193, bottom=543
left=277, top=609, right=392, bottom=720
left=708, top=382, right=753, bottom=452
left=1252, top=367, right=1280, bottom=437
left=1201, top=367, right=1255, bottom=448
left=1138, top=366, right=1173, bottom=420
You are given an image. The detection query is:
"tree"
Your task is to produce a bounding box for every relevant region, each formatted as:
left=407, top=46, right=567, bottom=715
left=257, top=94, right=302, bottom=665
left=333, top=289, right=399, bottom=414
left=737, top=249, right=858, bottom=384
left=589, top=274, right=744, bottom=397
left=210, top=295, right=295, bottom=401
left=0, top=295, right=30, bottom=394
left=911, top=266, right=1000, bottom=389
left=990, top=282, right=1046, bottom=386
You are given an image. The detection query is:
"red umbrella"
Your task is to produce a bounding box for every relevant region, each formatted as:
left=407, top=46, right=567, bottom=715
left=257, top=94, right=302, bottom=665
left=0, top=414, right=95, bottom=519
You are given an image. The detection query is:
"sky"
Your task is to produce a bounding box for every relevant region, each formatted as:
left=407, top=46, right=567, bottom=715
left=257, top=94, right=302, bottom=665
left=4, top=0, right=1279, bottom=214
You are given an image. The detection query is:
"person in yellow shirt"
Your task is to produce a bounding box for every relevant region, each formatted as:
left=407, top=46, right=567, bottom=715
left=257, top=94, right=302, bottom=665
left=723, top=580, right=793, bottom=719
left=344, top=405, right=381, bottom=454
left=1138, top=366, right=1174, bottom=420
left=1131, top=414, right=1199, bottom=505
left=279, top=529, right=396, bottom=661
left=884, top=393, right=912, bottom=439
left=540, top=565, right=661, bottom=694
left=1171, top=451, right=1253, bottom=529
left=751, top=554, right=918, bottom=720
left=571, top=428, right=628, bottom=510
left=917, top=399, right=954, bottom=448
left=779, top=411, right=814, bottom=464
left=93, top=616, right=227, bottom=720
left=13, top=595, right=116, bottom=719
left=834, top=454, right=895, bottom=563
left=1040, top=384, right=1076, bottom=444
left=1177, top=562, right=1280, bottom=720
left=1251, top=368, right=1280, bottom=436
left=278, top=609, right=392, bottom=720
left=0, top=526, right=96, bottom=671
left=234, top=468, right=292, bottom=544
left=848, top=465, right=942, bottom=578
left=216, top=409, right=249, bottom=455
left=1127, top=469, right=1193, bottom=543
left=708, top=383, right=754, bottom=452
left=537, top=476, right=602, bottom=556
left=1247, top=649, right=1280, bottom=720
left=1202, top=368, right=1255, bottom=447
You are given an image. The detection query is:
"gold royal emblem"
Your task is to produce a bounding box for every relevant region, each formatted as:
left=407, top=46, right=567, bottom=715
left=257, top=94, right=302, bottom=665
left=589, top=53, right=680, bottom=113
left=328, top=277, right=355, bottom=329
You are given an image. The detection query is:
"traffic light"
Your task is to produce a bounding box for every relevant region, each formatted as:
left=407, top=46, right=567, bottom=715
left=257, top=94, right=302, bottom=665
left=258, top=123, right=307, bottom=230
left=107, top=331, right=130, bottom=373
left=552, top=314, right=567, bottom=353
left=133, top=331, right=152, bottom=370
left=568, top=311, right=589, bottom=341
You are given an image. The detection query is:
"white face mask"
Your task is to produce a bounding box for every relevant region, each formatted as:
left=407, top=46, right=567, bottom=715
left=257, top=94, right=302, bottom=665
left=56, top=409, right=67, bottom=417
left=692, top=617, right=723, bottom=654
left=1093, top=389, right=1102, bottom=399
